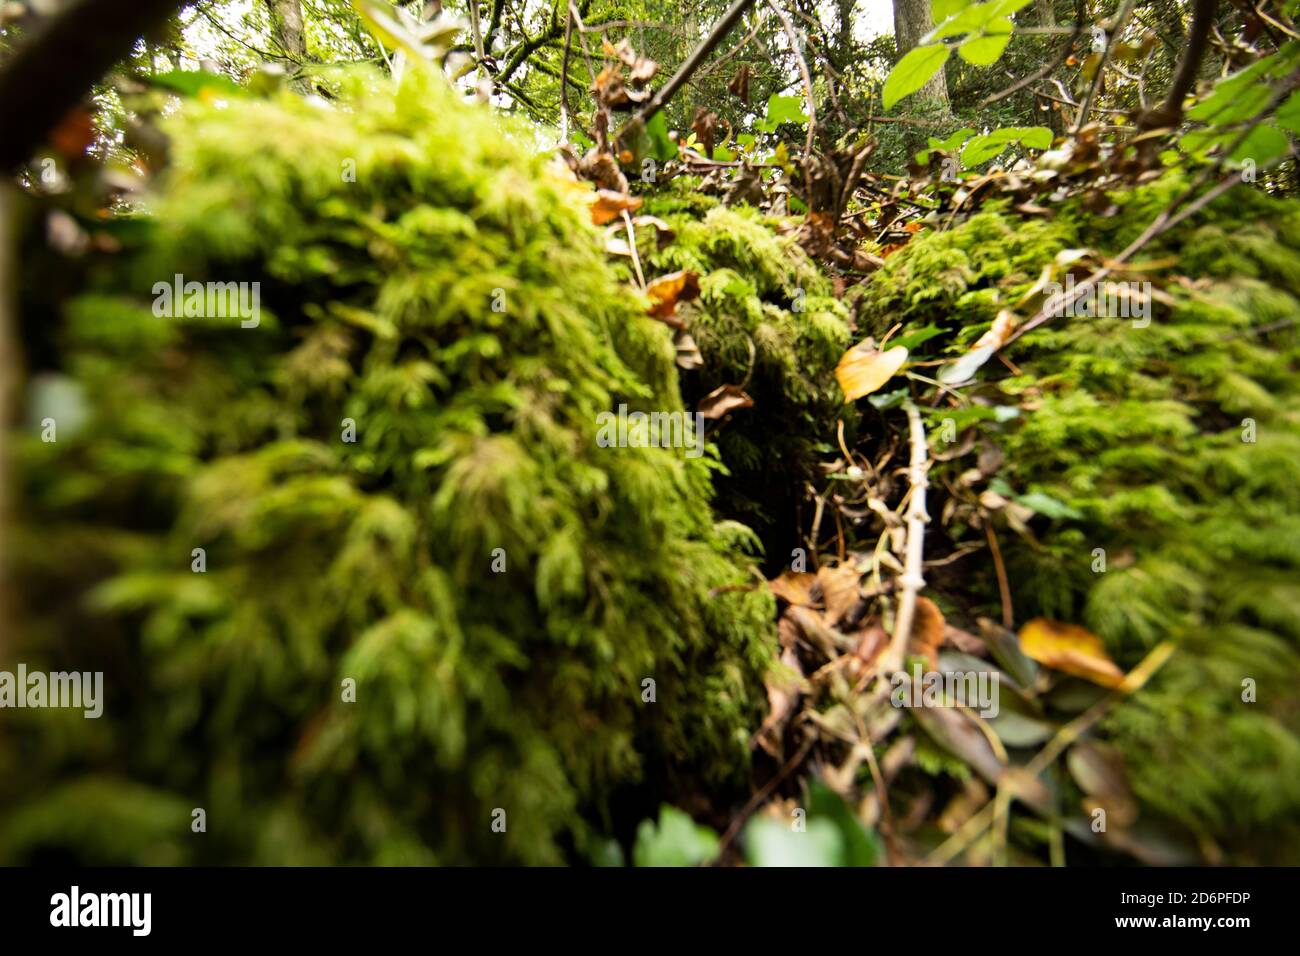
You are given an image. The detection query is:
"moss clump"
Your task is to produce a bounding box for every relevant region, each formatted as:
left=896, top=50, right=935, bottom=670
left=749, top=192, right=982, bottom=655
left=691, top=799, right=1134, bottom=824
left=643, top=186, right=853, bottom=560
left=1, top=68, right=774, bottom=865
left=854, top=182, right=1300, bottom=861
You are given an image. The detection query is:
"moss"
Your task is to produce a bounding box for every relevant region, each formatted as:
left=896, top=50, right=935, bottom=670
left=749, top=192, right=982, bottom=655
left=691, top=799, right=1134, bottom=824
left=1, top=68, right=775, bottom=865
left=643, top=187, right=853, bottom=559
left=854, top=180, right=1300, bottom=861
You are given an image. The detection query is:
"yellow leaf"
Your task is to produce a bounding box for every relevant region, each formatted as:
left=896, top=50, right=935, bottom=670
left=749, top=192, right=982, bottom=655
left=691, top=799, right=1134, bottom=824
left=1018, top=618, right=1124, bottom=688
left=835, top=342, right=908, bottom=402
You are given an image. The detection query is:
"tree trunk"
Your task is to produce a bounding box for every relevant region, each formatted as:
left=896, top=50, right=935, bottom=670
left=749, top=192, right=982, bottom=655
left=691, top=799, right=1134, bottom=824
left=265, top=0, right=307, bottom=87
left=892, top=0, right=949, bottom=111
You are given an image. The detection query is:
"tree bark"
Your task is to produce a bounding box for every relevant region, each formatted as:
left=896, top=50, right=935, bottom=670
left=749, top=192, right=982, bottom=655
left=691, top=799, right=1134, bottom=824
left=892, top=0, right=949, bottom=111
left=265, top=0, right=308, bottom=86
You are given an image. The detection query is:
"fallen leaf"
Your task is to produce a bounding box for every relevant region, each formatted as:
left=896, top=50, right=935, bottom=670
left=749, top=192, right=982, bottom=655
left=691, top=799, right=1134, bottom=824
left=1068, top=740, right=1138, bottom=827
left=673, top=329, right=704, bottom=370
left=769, top=570, right=816, bottom=606
left=756, top=643, right=804, bottom=757
left=836, top=342, right=908, bottom=402
left=1019, top=618, right=1124, bottom=688
left=591, top=189, right=642, bottom=225
left=908, top=596, right=945, bottom=669
left=645, top=270, right=700, bottom=324
left=816, top=564, right=861, bottom=626
left=972, top=309, right=1017, bottom=351
left=697, top=383, right=753, bottom=420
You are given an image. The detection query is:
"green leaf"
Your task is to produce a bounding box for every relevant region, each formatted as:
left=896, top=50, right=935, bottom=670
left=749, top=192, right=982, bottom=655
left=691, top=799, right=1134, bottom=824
left=883, top=45, right=951, bottom=110
left=958, top=18, right=1013, bottom=66
left=1227, top=124, right=1290, bottom=166
left=146, top=70, right=244, bottom=99
left=1015, top=490, right=1083, bottom=520
left=644, top=111, right=678, bottom=162
left=932, top=0, right=972, bottom=19
left=925, top=1, right=1001, bottom=42
left=756, top=93, right=809, bottom=132
left=891, top=324, right=949, bottom=351
left=807, top=780, right=880, bottom=866
left=632, top=805, right=719, bottom=867
left=961, top=126, right=1052, bottom=165
left=744, top=817, right=843, bottom=866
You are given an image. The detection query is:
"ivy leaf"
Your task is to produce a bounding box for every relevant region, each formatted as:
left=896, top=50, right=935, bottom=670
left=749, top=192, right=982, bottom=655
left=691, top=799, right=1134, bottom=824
left=883, top=45, right=951, bottom=110
left=632, top=805, right=720, bottom=867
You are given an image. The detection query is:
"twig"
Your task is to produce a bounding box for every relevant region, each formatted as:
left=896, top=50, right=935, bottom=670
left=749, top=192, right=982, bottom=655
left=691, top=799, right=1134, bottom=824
left=881, top=400, right=929, bottom=674
left=622, top=210, right=646, bottom=289
left=979, top=0, right=1085, bottom=109
left=1162, top=0, right=1219, bottom=119
left=1073, top=0, right=1138, bottom=133
left=985, top=522, right=1014, bottom=629
left=620, top=0, right=758, bottom=136
left=560, top=6, right=575, bottom=144
left=764, top=0, right=816, bottom=154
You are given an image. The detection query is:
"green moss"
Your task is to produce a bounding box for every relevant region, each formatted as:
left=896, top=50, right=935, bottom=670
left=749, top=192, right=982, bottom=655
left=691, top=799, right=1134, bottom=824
left=855, top=181, right=1300, bottom=861
left=2, top=68, right=775, bottom=865
left=643, top=189, right=853, bottom=553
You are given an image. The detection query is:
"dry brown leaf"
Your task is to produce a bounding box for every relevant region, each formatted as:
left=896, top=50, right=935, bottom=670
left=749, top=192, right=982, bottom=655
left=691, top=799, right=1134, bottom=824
left=691, top=108, right=718, bottom=158
left=728, top=63, right=751, bottom=103
left=590, top=189, right=642, bottom=225
left=816, top=564, right=861, bottom=626
left=756, top=644, right=804, bottom=757
left=673, top=329, right=703, bottom=370
left=1019, top=617, right=1125, bottom=687
left=972, top=308, right=1017, bottom=351
left=697, top=383, right=753, bottom=420
left=769, top=570, right=816, bottom=606
left=908, top=596, right=945, bottom=669
left=645, top=270, right=699, bottom=325
left=836, top=342, right=908, bottom=402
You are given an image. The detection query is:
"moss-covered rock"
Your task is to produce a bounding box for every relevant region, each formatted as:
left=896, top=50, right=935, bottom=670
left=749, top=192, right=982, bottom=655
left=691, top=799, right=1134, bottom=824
left=854, top=181, right=1300, bottom=861
left=1, top=68, right=775, bottom=865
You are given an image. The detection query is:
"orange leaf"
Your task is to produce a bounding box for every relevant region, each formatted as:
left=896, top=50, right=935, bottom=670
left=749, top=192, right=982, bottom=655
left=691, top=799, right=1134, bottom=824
left=1018, top=618, right=1124, bottom=687
left=769, top=570, right=816, bottom=606
left=591, top=189, right=642, bottom=225
left=817, top=564, right=861, bottom=626
left=908, top=596, right=946, bottom=669
left=835, top=342, right=908, bottom=402
left=645, top=270, right=699, bottom=325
